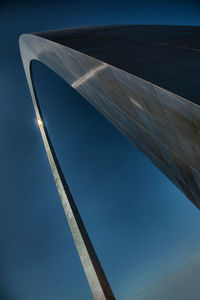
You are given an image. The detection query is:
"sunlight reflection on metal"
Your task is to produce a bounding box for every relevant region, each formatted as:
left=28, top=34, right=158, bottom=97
left=37, top=118, right=43, bottom=127
left=72, top=63, right=107, bottom=88
left=129, top=96, right=144, bottom=111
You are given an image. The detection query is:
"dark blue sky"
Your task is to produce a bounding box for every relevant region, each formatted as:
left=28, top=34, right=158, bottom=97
left=1, top=1, right=200, bottom=299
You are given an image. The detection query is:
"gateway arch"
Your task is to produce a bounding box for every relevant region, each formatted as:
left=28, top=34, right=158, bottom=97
left=19, top=25, right=200, bottom=299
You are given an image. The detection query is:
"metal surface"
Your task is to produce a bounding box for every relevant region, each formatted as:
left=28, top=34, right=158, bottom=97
left=19, top=25, right=200, bottom=299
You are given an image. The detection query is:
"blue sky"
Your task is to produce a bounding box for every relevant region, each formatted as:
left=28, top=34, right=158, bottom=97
left=1, top=1, right=200, bottom=299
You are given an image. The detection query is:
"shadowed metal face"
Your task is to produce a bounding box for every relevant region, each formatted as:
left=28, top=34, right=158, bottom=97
left=19, top=25, right=200, bottom=299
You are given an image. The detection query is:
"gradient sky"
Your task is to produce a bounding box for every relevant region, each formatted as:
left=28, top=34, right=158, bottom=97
left=1, top=1, right=200, bottom=299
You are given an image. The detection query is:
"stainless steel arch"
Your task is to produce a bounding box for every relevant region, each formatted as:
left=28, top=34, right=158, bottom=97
left=19, top=24, right=200, bottom=299
left=19, top=34, right=115, bottom=300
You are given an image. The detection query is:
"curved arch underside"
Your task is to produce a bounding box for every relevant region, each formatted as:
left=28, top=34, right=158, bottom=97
left=19, top=25, right=200, bottom=299
left=20, top=25, right=200, bottom=209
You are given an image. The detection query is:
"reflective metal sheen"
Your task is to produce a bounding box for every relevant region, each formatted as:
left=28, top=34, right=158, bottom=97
left=19, top=25, right=200, bottom=299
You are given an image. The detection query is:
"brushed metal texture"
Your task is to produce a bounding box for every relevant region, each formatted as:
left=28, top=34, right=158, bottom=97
left=19, top=25, right=200, bottom=299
